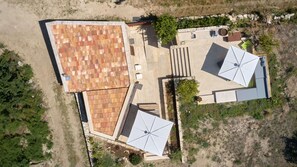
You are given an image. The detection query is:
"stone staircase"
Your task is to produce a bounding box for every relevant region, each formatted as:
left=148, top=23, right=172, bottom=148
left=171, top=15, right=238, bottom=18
left=170, top=46, right=192, bottom=77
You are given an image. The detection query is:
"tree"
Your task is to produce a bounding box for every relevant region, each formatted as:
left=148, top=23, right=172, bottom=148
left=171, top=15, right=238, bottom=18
left=0, top=48, right=52, bottom=166
left=153, top=14, right=177, bottom=45
left=176, top=79, right=199, bottom=104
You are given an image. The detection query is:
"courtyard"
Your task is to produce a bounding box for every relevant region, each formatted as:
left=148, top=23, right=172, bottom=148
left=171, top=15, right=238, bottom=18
left=128, top=25, right=245, bottom=106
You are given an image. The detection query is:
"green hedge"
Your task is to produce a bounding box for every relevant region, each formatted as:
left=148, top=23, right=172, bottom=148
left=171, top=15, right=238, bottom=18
left=177, top=16, right=230, bottom=29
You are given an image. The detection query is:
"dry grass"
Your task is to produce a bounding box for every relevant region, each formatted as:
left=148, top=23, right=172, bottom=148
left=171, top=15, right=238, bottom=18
left=183, top=23, right=297, bottom=166
left=128, top=0, right=297, bottom=17
left=53, top=84, right=79, bottom=166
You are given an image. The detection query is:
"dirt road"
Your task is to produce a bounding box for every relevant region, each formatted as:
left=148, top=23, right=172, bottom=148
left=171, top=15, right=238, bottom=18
left=0, top=0, right=145, bottom=166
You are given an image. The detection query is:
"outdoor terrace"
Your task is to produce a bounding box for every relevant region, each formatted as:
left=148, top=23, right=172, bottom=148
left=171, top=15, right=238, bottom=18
left=175, top=26, right=244, bottom=104
left=127, top=25, right=172, bottom=110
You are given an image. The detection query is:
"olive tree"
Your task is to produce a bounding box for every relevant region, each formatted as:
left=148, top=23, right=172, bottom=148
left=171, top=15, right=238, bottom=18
left=176, top=79, right=199, bottom=104
left=153, top=14, right=177, bottom=45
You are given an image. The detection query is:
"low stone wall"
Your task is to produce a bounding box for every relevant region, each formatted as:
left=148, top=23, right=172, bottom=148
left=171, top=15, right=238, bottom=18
left=180, top=12, right=296, bottom=24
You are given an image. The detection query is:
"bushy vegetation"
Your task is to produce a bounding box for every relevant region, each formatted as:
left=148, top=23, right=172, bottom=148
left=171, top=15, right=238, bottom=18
left=128, top=153, right=142, bottom=165
left=0, top=46, right=52, bottom=166
left=176, top=79, right=199, bottom=104
left=90, top=138, right=120, bottom=167
left=259, top=34, right=279, bottom=54
left=180, top=53, right=286, bottom=163
left=169, top=149, right=182, bottom=163
left=229, top=18, right=251, bottom=31
left=177, top=16, right=230, bottom=29
left=153, top=14, right=177, bottom=45
left=288, top=14, right=297, bottom=24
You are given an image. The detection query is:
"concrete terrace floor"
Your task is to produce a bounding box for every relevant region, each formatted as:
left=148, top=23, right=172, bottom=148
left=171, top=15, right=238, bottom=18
left=127, top=25, right=245, bottom=106
left=128, top=25, right=171, bottom=111
left=177, top=27, right=244, bottom=103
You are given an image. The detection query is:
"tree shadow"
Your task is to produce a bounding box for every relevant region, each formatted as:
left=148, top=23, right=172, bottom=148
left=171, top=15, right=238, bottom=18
left=201, top=43, right=228, bottom=77
left=135, top=24, right=171, bottom=49
left=283, top=132, right=297, bottom=164
left=142, top=25, right=158, bottom=48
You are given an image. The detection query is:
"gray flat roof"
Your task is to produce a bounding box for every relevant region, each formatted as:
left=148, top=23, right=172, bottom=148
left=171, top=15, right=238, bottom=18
left=236, top=88, right=258, bottom=101
left=236, top=57, right=269, bottom=102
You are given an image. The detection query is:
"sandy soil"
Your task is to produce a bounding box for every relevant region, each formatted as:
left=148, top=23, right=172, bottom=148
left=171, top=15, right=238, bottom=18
left=188, top=111, right=297, bottom=167
left=128, top=0, right=297, bottom=17
left=1, top=0, right=297, bottom=166
left=0, top=1, right=88, bottom=166
left=5, top=0, right=145, bottom=20
left=0, top=0, right=146, bottom=166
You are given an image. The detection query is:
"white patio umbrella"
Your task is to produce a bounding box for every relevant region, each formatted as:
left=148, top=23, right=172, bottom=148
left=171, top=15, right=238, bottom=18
left=127, top=110, right=173, bottom=156
left=218, top=46, right=259, bottom=87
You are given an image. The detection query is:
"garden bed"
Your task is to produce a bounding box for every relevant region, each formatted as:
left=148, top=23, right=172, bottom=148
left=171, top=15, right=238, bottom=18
left=165, top=80, right=182, bottom=161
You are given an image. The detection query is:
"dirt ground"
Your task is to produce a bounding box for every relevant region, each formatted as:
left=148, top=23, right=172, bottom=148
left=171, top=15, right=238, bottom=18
left=191, top=112, right=297, bottom=167
left=0, top=0, right=145, bottom=166
left=1, top=0, right=297, bottom=166
left=184, top=24, right=297, bottom=167
left=127, top=0, right=297, bottom=17
left=0, top=0, right=146, bottom=166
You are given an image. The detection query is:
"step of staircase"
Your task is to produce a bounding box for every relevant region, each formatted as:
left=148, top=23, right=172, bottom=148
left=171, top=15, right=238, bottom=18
left=170, top=46, right=191, bottom=77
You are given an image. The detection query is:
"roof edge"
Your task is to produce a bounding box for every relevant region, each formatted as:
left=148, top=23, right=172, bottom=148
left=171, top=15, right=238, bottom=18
left=45, top=22, right=69, bottom=92
left=112, top=82, right=135, bottom=139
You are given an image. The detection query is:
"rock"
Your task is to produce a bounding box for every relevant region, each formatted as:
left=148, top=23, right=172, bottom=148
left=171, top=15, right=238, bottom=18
left=285, top=13, right=295, bottom=19
left=237, top=14, right=244, bottom=19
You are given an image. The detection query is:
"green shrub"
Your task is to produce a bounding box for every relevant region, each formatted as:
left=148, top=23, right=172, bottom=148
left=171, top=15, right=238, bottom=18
left=90, top=139, right=119, bottom=167
left=289, top=14, right=297, bottom=24
left=169, top=149, right=182, bottom=162
left=177, top=16, right=230, bottom=29
left=0, top=47, right=52, bottom=166
left=176, top=79, right=199, bottom=104
left=153, top=14, right=177, bottom=45
left=234, top=159, right=242, bottom=164
left=129, top=153, right=142, bottom=165
left=259, top=34, right=279, bottom=54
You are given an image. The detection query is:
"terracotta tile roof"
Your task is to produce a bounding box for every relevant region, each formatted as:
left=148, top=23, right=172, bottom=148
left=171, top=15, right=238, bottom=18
left=50, top=23, right=129, bottom=92
left=87, top=88, right=128, bottom=136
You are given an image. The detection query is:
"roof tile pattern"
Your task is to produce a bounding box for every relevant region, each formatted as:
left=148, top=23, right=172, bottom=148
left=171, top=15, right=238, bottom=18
left=51, top=24, right=129, bottom=92
left=86, top=88, right=128, bottom=136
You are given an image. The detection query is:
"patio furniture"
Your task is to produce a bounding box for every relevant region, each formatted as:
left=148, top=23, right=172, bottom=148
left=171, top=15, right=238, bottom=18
left=226, top=31, right=241, bottom=42
left=215, top=90, right=237, bottom=103
left=138, top=103, right=159, bottom=111
left=134, top=64, right=142, bottom=71
left=135, top=73, right=143, bottom=80
left=127, top=110, right=173, bottom=156
left=218, top=28, right=228, bottom=36
left=129, top=38, right=135, bottom=45
left=130, top=45, right=135, bottom=55
left=210, top=30, right=218, bottom=37
left=240, top=40, right=252, bottom=51
left=191, top=33, right=196, bottom=39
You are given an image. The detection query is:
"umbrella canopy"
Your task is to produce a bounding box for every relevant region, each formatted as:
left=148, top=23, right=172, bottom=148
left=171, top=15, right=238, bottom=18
left=127, top=110, right=173, bottom=156
left=218, top=46, right=259, bottom=87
